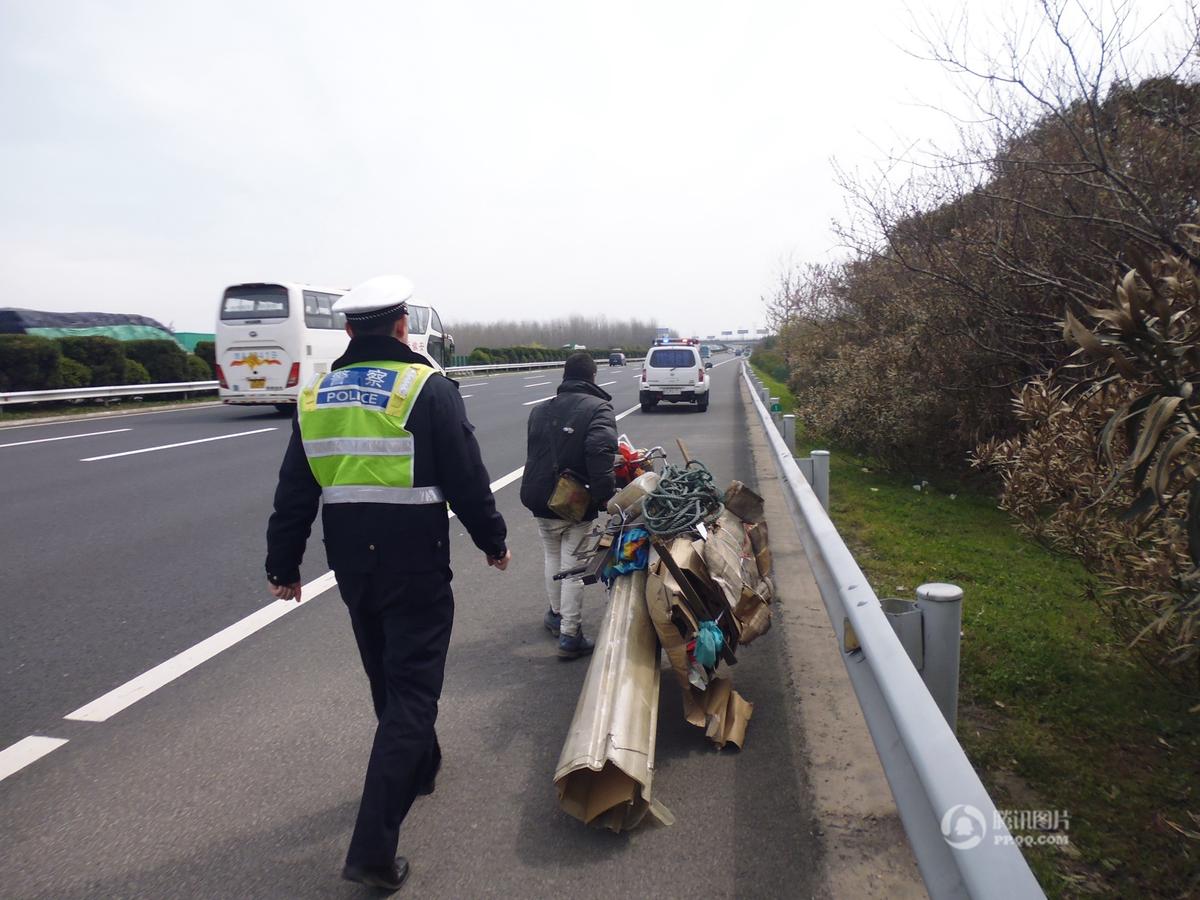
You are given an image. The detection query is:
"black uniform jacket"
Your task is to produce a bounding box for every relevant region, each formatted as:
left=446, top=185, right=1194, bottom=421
left=265, top=335, right=507, bottom=585
left=519, top=378, right=618, bottom=521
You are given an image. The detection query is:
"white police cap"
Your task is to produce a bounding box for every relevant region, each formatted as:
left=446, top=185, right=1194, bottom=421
left=333, top=274, right=415, bottom=322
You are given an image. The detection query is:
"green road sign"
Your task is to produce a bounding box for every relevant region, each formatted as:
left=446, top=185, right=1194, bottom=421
left=770, top=401, right=782, bottom=413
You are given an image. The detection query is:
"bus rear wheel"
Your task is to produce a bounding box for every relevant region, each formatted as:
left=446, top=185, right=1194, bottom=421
left=274, top=404, right=295, bottom=415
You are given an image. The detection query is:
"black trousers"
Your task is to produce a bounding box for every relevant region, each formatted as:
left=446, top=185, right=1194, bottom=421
left=337, top=568, right=454, bottom=868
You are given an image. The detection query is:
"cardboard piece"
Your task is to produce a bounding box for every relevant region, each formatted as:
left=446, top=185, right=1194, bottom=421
left=734, top=584, right=772, bottom=645
left=705, top=513, right=749, bottom=610
left=748, top=519, right=772, bottom=579
left=667, top=536, right=739, bottom=662
left=646, top=558, right=707, bottom=728
left=723, top=480, right=765, bottom=524
left=703, top=676, right=755, bottom=749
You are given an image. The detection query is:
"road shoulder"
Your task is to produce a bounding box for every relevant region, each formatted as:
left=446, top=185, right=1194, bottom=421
left=740, top=375, right=927, bottom=899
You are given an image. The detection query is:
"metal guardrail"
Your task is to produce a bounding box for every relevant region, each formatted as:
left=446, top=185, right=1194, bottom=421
left=0, top=359, right=648, bottom=407
left=0, top=381, right=219, bottom=407
left=445, top=360, right=566, bottom=375
left=740, top=362, right=1044, bottom=900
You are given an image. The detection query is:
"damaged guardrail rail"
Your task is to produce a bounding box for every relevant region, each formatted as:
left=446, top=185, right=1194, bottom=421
left=740, top=362, right=1044, bottom=900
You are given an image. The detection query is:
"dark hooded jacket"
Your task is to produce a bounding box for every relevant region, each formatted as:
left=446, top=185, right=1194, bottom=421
left=520, top=378, right=618, bottom=521
left=265, top=335, right=507, bottom=584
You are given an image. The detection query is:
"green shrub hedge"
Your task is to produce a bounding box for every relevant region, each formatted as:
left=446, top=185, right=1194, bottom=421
left=124, top=359, right=151, bottom=384
left=58, top=357, right=91, bottom=388
left=56, top=336, right=125, bottom=386
left=0, top=333, right=212, bottom=392
left=124, top=339, right=189, bottom=383
left=0, top=335, right=63, bottom=391
left=194, top=340, right=215, bottom=372
left=186, top=354, right=213, bottom=380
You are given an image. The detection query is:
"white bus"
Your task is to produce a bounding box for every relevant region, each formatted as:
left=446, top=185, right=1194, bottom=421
left=216, top=281, right=454, bottom=412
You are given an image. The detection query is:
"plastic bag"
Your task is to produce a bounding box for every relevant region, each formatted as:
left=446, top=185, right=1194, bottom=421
left=694, top=620, right=724, bottom=669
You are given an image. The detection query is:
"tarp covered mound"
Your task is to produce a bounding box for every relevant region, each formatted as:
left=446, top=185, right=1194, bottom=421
left=0, top=308, right=185, bottom=348
left=174, top=332, right=215, bottom=352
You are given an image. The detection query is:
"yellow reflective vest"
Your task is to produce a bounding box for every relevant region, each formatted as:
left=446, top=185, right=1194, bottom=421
left=298, top=360, right=444, bottom=505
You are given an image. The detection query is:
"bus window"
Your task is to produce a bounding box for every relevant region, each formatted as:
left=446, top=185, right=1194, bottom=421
left=222, top=284, right=288, bottom=320
left=304, top=291, right=332, bottom=329
left=303, top=291, right=345, bottom=330
left=407, top=304, right=430, bottom=334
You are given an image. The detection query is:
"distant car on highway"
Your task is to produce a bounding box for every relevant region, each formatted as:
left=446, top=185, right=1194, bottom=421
left=608, top=349, right=626, bottom=366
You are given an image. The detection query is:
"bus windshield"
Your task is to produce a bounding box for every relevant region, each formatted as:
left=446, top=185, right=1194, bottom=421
left=222, top=284, right=289, bottom=320
left=407, top=304, right=431, bottom=334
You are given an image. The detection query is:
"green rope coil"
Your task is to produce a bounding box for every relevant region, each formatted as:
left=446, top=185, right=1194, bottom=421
left=642, top=461, right=724, bottom=536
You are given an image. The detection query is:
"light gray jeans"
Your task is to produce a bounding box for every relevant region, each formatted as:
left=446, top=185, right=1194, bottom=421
left=537, top=517, right=593, bottom=636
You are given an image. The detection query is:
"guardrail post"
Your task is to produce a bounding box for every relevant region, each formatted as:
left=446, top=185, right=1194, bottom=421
left=915, top=583, right=963, bottom=731
left=811, top=450, right=830, bottom=511
left=782, top=414, right=796, bottom=452
left=759, top=386, right=769, bottom=407
left=881, top=598, right=924, bottom=670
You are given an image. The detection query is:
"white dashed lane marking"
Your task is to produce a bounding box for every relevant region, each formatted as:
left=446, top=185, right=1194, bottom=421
left=0, top=736, right=69, bottom=783
left=80, top=428, right=277, bottom=462
left=0, top=428, right=131, bottom=449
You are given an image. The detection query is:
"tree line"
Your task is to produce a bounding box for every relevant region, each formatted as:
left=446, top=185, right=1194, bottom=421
left=445, top=315, right=661, bottom=355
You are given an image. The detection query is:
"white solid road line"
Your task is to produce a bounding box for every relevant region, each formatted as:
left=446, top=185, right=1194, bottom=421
left=489, top=466, right=525, bottom=493
left=525, top=381, right=552, bottom=388
left=80, top=427, right=277, bottom=462
left=63, top=466, right=529, bottom=725
left=597, top=381, right=617, bottom=387
left=0, top=428, right=131, bottom=449
left=459, top=382, right=487, bottom=388
left=4, top=405, right=640, bottom=783
left=65, top=571, right=340, bottom=723
left=0, top=736, right=69, bottom=783
left=522, top=395, right=555, bottom=406
left=461, top=394, right=473, bottom=399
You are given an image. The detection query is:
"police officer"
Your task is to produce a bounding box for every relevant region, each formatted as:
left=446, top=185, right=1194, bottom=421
left=265, top=275, right=509, bottom=892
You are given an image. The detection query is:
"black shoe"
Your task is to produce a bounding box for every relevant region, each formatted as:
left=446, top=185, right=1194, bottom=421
left=342, top=857, right=409, bottom=891
left=558, top=629, right=595, bottom=659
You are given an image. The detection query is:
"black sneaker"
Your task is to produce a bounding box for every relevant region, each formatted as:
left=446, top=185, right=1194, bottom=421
left=342, top=857, right=409, bottom=891
left=543, top=608, right=562, bottom=636
left=558, top=629, right=595, bottom=659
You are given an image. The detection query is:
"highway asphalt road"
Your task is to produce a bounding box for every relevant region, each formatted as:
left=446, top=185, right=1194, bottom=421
left=0, top=352, right=822, bottom=898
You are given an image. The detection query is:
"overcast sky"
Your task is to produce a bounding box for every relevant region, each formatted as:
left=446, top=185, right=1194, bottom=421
left=0, top=1, right=1186, bottom=337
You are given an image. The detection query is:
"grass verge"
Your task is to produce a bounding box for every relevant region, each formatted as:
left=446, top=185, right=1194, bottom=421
left=751, top=364, right=1199, bottom=898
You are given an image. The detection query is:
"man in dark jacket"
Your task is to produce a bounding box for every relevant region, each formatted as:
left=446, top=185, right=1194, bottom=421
left=265, top=275, right=509, bottom=891
left=519, top=351, right=618, bottom=658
